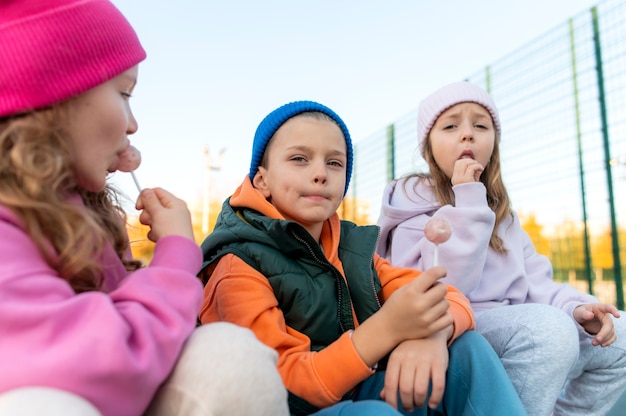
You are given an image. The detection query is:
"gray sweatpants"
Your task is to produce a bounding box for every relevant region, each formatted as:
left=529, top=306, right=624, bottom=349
left=475, top=303, right=626, bottom=416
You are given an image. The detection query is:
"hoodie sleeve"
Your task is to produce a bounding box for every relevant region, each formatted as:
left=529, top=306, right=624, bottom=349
left=378, top=179, right=496, bottom=295
left=200, top=254, right=373, bottom=409
left=0, top=212, right=203, bottom=416
left=518, top=218, right=599, bottom=338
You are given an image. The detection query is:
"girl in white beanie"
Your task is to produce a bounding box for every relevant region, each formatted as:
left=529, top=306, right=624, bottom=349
left=376, top=81, right=626, bottom=416
left=0, top=1, right=288, bottom=415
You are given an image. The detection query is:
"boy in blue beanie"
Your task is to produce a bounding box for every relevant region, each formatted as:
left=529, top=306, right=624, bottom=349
left=199, top=100, right=526, bottom=415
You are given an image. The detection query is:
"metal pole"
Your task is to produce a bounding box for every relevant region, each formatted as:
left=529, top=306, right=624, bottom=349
left=591, top=7, right=624, bottom=309
left=202, top=146, right=211, bottom=235
left=386, top=124, right=395, bottom=183
left=202, top=147, right=226, bottom=236
left=569, top=18, right=594, bottom=295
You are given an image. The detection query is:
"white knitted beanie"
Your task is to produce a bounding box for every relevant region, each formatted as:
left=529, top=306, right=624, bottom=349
left=417, top=82, right=501, bottom=156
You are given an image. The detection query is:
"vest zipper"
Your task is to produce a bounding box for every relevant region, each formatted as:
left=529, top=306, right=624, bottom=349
left=290, top=230, right=352, bottom=333
left=370, top=228, right=383, bottom=309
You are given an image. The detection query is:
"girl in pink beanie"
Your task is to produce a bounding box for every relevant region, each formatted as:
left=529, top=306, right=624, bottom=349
left=376, top=81, right=626, bottom=416
left=0, top=1, right=288, bottom=415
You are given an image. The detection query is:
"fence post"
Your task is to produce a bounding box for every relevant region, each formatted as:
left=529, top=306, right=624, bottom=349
left=592, top=6, right=624, bottom=309
left=569, top=18, right=594, bottom=296
left=386, top=124, right=395, bottom=182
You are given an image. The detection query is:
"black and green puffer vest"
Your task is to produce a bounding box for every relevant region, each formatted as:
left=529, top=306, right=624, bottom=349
left=200, top=198, right=384, bottom=415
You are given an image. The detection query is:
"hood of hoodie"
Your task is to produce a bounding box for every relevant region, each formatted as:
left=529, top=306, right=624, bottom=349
left=376, top=176, right=441, bottom=258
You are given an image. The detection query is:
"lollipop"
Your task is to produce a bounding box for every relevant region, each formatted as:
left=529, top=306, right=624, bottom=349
left=424, top=217, right=452, bottom=266
left=116, top=145, right=141, bottom=172
left=115, top=145, right=142, bottom=192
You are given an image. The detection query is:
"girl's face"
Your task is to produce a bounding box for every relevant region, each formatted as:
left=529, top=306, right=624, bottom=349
left=253, top=116, right=347, bottom=241
left=65, top=66, right=139, bottom=192
left=429, top=102, right=496, bottom=179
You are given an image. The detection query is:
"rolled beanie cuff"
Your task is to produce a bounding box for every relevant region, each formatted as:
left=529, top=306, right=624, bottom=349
left=249, top=100, right=354, bottom=195
left=0, top=0, right=146, bottom=117
left=417, top=82, right=501, bottom=155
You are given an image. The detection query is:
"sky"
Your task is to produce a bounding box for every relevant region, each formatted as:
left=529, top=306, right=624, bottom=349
left=109, top=0, right=599, bottom=214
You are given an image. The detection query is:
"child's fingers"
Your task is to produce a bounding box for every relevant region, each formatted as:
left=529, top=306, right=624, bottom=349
left=136, top=189, right=162, bottom=227
left=470, top=164, right=484, bottom=182
left=594, top=316, right=616, bottom=346
left=600, top=331, right=617, bottom=347
left=605, top=304, right=621, bottom=318
left=426, top=300, right=452, bottom=324
left=135, top=193, right=145, bottom=211
left=573, top=305, right=593, bottom=324
left=150, top=187, right=176, bottom=208
left=410, top=266, right=446, bottom=292
left=418, top=282, right=450, bottom=314
left=138, top=209, right=152, bottom=226
left=428, top=368, right=446, bottom=409
left=151, top=187, right=190, bottom=212
left=429, top=311, right=454, bottom=335
left=136, top=188, right=159, bottom=211
left=381, top=366, right=400, bottom=409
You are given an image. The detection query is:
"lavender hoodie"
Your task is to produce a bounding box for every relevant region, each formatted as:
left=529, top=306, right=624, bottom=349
left=0, top=202, right=203, bottom=416
left=376, top=177, right=597, bottom=336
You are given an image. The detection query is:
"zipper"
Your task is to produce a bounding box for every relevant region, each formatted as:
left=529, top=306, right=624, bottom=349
left=291, top=229, right=351, bottom=333
left=370, top=228, right=383, bottom=309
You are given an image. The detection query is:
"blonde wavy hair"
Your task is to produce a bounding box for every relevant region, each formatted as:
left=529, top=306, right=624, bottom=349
left=406, top=130, right=512, bottom=253
left=0, top=106, right=141, bottom=293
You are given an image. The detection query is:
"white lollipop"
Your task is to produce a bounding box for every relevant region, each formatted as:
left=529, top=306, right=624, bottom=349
left=424, top=217, right=452, bottom=266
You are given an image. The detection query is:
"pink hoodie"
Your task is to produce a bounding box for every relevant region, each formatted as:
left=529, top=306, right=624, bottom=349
left=0, top=203, right=202, bottom=416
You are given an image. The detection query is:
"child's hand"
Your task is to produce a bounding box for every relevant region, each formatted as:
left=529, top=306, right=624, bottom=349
left=380, top=332, right=449, bottom=412
left=451, top=158, right=484, bottom=185
left=350, top=267, right=452, bottom=368
left=135, top=187, right=195, bottom=242
left=573, top=303, right=620, bottom=347
left=382, top=266, right=452, bottom=342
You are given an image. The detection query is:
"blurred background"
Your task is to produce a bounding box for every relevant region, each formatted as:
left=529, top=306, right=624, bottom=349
left=112, top=0, right=626, bottom=312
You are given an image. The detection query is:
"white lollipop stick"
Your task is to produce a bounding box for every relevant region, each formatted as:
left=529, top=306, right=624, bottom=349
left=424, top=217, right=452, bottom=266
left=114, top=144, right=142, bottom=193
left=130, top=171, right=142, bottom=193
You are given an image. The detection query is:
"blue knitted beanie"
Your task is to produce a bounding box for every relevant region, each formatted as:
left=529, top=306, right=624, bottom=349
left=249, top=100, right=353, bottom=196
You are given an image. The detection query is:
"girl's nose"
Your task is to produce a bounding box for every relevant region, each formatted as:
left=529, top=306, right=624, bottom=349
left=459, top=122, right=473, bottom=142
left=127, top=110, right=138, bottom=135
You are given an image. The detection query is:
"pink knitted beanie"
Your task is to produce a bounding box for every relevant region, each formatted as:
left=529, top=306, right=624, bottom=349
left=0, top=0, right=146, bottom=118
left=417, top=81, right=501, bottom=156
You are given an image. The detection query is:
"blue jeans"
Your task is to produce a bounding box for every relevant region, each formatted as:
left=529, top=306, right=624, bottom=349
left=312, top=331, right=526, bottom=416
left=311, top=400, right=404, bottom=416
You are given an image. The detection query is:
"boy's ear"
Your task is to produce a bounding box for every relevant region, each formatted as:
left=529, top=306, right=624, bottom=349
left=252, top=167, right=271, bottom=198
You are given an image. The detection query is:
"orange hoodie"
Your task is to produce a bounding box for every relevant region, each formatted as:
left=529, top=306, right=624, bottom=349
left=199, top=177, right=474, bottom=408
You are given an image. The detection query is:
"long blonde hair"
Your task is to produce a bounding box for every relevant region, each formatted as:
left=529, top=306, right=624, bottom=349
left=0, top=106, right=141, bottom=292
left=407, top=130, right=512, bottom=253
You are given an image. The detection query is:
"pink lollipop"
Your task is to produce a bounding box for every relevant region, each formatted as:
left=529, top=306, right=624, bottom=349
left=424, top=217, right=452, bottom=266
left=115, top=145, right=142, bottom=192
left=116, top=145, right=141, bottom=172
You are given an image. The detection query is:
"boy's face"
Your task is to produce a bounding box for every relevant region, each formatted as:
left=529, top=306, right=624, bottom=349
left=253, top=115, right=347, bottom=240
